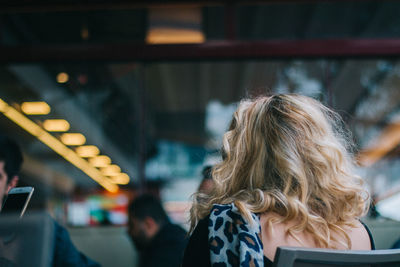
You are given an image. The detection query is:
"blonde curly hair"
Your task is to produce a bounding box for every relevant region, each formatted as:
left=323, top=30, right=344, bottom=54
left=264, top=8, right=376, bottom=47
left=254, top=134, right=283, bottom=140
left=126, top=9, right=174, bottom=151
left=190, top=94, right=369, bottom=249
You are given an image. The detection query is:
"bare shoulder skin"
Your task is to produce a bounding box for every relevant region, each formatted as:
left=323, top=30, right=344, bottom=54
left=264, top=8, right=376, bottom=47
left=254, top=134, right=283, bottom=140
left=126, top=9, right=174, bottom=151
left=259, top=212, right=371, bottom=261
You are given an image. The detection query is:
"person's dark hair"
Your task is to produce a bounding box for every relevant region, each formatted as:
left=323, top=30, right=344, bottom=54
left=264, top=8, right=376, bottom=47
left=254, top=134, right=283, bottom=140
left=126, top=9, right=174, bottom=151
left=128, top=194, right=169, bottom=224
left=202, top=165, right=212, bottom=180
left=0, top=135, right=23, bottom=182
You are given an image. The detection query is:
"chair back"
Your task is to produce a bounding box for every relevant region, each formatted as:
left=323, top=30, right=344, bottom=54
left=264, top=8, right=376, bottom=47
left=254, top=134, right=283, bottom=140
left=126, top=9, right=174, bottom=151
left=273, top=246, right=400, bottom=267
left=0, top=212, right=55, bottom=267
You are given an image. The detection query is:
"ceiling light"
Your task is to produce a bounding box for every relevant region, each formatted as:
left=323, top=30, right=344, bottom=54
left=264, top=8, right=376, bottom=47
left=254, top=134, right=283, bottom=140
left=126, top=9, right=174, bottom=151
left=0, top=98, right=118, bottom=192
left=101, top=164, right=121, bottom=176
left=21, top=101, right=51, bottom=115
left=0, top=100, right=7, bottom=112
left=146, top=7, right=204, bottom=44
left=76, top=145, right=100, bottom=158
left=146, top=28, right=205, bottom=44
left=61, top=133, right=86, bottom=146
left=57, top=72, right=69, bottom=83
left=81, top=26, right=90, bottom=41
left=43, top=119, right=70, bottom=132
left=109, top=173, right=130, bottom=185
left=89, top=155, right=111, bottom=168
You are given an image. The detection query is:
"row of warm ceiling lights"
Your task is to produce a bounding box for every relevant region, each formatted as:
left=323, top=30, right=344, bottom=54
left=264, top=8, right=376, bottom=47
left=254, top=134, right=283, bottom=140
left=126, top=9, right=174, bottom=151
left=21, top=101, right=131, bottom=185
left=0, top=99, right=130, bottom=193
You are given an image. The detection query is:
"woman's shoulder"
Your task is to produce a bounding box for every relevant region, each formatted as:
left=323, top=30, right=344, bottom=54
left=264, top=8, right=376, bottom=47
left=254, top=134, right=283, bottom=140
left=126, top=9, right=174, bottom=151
left=208, top=203, right=264, bottom=266
left=181, top=216, right=210, bottom=267
left=188, top=203, right=238, bottom=235
left=208, top=203, right=260, bottom=231
left=347, top=220, right=373, bottom=250
left=259, top=214, right=373, bottom=252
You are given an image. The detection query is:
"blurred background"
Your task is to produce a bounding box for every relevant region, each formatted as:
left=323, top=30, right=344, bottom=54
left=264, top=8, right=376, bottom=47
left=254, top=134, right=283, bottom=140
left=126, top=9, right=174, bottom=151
left=2, top=0, right=400, bottom=266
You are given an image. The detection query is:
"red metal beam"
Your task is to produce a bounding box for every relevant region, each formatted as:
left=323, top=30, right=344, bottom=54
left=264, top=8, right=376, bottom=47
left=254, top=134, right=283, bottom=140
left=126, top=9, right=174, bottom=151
left=1, top=39, right=400, bottom=63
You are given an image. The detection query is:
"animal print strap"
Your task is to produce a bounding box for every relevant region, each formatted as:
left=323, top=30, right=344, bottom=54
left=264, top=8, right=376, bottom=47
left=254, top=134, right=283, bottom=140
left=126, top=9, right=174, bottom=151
left=208, top=203, right=264, bottom=267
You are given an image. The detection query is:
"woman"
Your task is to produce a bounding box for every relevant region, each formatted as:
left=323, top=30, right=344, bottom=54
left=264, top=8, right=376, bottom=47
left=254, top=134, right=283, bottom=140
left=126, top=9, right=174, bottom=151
left=182, top=94, right=373, bottom=267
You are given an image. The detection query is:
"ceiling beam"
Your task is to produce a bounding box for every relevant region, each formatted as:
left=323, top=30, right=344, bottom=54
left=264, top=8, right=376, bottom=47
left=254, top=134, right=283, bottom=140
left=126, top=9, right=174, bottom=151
left=1, top=39, right=400, bottom=63
left=0, top=1, right=379, bottom=13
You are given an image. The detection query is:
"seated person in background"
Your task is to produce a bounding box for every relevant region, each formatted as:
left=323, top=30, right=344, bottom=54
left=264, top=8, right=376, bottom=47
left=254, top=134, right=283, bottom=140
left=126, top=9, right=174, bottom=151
left=182, top=94, right=374, bottom=267
left=198, top=165, right=214, bottom=194
left=127, top=194, right=187, bottom=267
left=0, top=135, right=100, bottom=267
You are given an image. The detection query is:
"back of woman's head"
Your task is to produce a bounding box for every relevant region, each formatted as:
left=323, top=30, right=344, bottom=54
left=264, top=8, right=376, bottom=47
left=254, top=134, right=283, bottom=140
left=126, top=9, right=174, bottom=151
left=190, top=94, right=369, bottom=248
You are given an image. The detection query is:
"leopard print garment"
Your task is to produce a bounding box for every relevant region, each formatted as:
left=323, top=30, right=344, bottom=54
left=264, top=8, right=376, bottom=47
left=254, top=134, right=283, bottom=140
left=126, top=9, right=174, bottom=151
left=208, top=203, right=264, bottom=267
